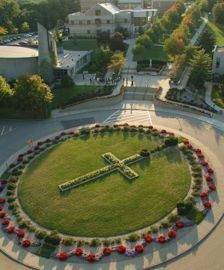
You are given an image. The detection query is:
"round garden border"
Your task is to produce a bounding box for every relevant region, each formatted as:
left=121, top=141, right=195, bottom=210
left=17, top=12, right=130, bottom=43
left=0, top=123, right=220, bottom=264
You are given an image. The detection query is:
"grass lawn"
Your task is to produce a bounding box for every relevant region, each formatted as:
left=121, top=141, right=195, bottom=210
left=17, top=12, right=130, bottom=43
left=62, top=38, right=97, bottom=51
left=207, top=20, right=224, bottom=45
left=51, top=85, right=104, bottom=108
left=18, top=132, right=191, bottom=237
left=134, top=44, right=168, bottom=62
left=211, top=85, right=224, bottom=109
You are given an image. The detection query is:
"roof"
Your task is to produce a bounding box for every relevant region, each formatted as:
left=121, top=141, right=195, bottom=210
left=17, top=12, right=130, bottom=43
left=118, top=0, right=142, bottom=3
left=0, top=46, right=38, bottom=58
left=56, top=50, right=91, bottom=69
left=99, top=3, right=120, bottom=14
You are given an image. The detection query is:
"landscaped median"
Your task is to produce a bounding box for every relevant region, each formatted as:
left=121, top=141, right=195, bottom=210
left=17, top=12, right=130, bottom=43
left=0, top=124, right=217, bottom=263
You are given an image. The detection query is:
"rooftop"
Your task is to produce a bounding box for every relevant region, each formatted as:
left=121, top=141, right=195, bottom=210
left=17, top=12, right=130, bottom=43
left=0, top=46, right=38, bottom=58
left=56, top=50, right=91, bottom=69
left=99, top=3, right=120, bottom=14
left=118, top=0, right=143, bottom=3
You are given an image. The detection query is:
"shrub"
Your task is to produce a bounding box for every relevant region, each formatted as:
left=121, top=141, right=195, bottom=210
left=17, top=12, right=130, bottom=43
left=90, top=238, right=100, bottom=247
left=35, top=230, right=47, bottom=240
left=151, top=225, right=158, bottom=233
left=7, top=183, right=16, bottom=190
left=176, top=201, right=194, bottom=216
left=45, top=231, right=61, bottom=246
left=140, top=149, right=150, bottom=157
left=127, top=233, right=139, bottom=242
left=62, top=237, right=74, bottom=246
left=165, top=136, right=178, bottom=146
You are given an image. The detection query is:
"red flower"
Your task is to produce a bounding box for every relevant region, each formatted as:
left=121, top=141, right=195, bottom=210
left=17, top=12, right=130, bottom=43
left=208, top=183, right=216, bottom=191
left=207, top=168, right=214, bottom=174
left=21, top=239, right=31, bottom=247
left=157, top=234, right=166, bottom=243
left=0, top=180, right=7, bottom=185
left=197, top=153, right=204, bottom=159
left=6, top=225, right=15, bottom=233
left=17, top=229, right=25, bottom=238
left=168, top=229, right=177, bottom=238
left=56, top=251, right=68, bottom=261
left=124, top=123, right=129, bottom=126
left=9, top=163, right=16, bottom=169
left=203, top=200, right=211, bottom=208
left=152, top=128, right=158, bottom=132
left=200, top=161, right=208, bottom=167
left=116, top=244, right=126, bottom=253
left=199, top=190, right=208, bottom=198
left=138, top=125, right=144, bottom=128
left=86, top=253, right=96, bottom=262
left=0, top=212, right=6, bottom=218
left=187, top=144, right=193, bottom=149
left=205, top=175, right=213, bottom=182
left=103, top=246, right=111, bottom=256
left=0, top=206, right=3, bottom=211
left=144, top=234, right=153, bottom=243
left=194, top=148, right=201, bottom=153
left=0, top=198, right=5, bottom=204
left=72, top=247, right=83, bottom=256
left=168, top=132, right=175, bottom=136
left=95, top=124, right=100, bottom=128
left=161, top=129, right=167, bottom=133
left=105, top=125, right=110, bottom=128
left=1, top=219, right=9, bottom=225
left=148, top=125, right=153, bottom=129
left=175, top=220, right=184, bottom=228
left=135, top=244, right=144, bottom=253
left=69, top=131, right=74, bottom=135
left=183, top=139, right=189, bottom=145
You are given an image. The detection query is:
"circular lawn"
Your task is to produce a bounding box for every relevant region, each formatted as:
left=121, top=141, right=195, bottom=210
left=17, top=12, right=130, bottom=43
left=18, top=131, right=191, bottom=237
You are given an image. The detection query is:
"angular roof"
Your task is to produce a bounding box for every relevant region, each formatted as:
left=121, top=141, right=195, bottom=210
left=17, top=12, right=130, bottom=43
left=99, top=3, right=120, bottom=14
left=118, top=0, right=143, bottom=3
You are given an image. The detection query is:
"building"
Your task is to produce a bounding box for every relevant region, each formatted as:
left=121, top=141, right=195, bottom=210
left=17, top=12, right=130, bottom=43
left=0, top=46, right=38, bottom=81
left=55, top=50, right=91, bottom=79
left=0, top=23, right=91, bottom=82
left=212, top=46, right=224, bottom=76
left=117, top=0, right=143, bottom=9
left=80, top=0, right=110, bottom=12
left=151, top=0, right=176, bottom=13
left=68, top=3, right=157, bottom=37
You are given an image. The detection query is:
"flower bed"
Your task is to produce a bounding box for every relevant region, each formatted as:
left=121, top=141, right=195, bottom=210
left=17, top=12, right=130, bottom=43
left=0, top=124, right=217, bottom=263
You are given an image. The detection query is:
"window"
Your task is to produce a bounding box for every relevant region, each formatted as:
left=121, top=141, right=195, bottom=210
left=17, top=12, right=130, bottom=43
left=124, top=18, right=128, bottom=23
left=87, top=30, right=91, bottom=34
left=107, top=20, right=110, bottom=24
left=95, top=18, right=101, bottom=26
left=87, top=20, right=90, bottom=24
left=95, top=10, right=101, bottom=16
left=216, top=57, right=220, bottom=69
left=79, top=20, right=82, bottom=25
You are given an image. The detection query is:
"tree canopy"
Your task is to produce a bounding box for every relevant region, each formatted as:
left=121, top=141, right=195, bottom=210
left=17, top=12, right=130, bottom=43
left=0, top=75, right=13, bottom=106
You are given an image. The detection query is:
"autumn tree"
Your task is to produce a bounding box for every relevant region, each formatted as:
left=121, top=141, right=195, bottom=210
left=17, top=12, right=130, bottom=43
left=213, top=2, right=224, bottom=25
left=14, top=75, right=53, bottom=117
left=0, top=75, right=13, bottom=106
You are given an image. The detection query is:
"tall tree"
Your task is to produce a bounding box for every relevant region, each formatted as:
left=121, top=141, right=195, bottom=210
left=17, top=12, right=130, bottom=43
left=213, top=2, right=224, bottom=25
left=110, top=32, right=125, bottom=51
left=0, top=75, right=13, bottom=106
left=198, top=28, right=215, bottom=54
left=189, top=49, right=212, bottom=89
left=14, top=75, right=53, bottom=116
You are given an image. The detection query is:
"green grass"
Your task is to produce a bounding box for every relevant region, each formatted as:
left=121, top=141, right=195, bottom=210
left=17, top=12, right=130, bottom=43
left=211, top=85, right=224, bottom=109
left=18, top=132, right=191, bottom=237
left=134, top=44, right=168, bottom=62
left=186, top=207, right=204, bottom=224
left=34, top=242, right=56, bottom=258
left=62, top=38, right=97, bottom=51
left=207, top=20, right=224, bottom=45
left=51, top=85, right=98, bottom=108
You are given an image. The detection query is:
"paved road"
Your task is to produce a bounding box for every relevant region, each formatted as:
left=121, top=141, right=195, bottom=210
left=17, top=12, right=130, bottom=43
left=0, top=104, right=224, bottom=270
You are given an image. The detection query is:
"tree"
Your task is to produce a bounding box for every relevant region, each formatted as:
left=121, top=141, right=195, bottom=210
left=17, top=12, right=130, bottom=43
left=133, top=43, right=144, bottom=55
left=169, top=54, right=186, bottom=81
left=189, top=49, right=212, bottom=89
left=198, top=29, right=215, bottom=54
left=164, top=30, right=185, bottom=58
left=213, top=2, right=224, bottom=25
left=20, top=21, right=30, bottom=33
left=60, top=74, right=74, bottom=88
left=109, top=32, right=125, bottom=51
left=108, top=50, right=125, bottom=73
left=0, top=75, right=13, bottom=106
left=0, top=26, right=8, bottom=35
left=136, top=33, right=152, bottom=48
left=14, top=75, right=53, bottom=116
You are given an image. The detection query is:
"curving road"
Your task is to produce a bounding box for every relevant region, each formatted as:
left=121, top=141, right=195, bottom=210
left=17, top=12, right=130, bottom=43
left=0, top=102, right=224, bottom=270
